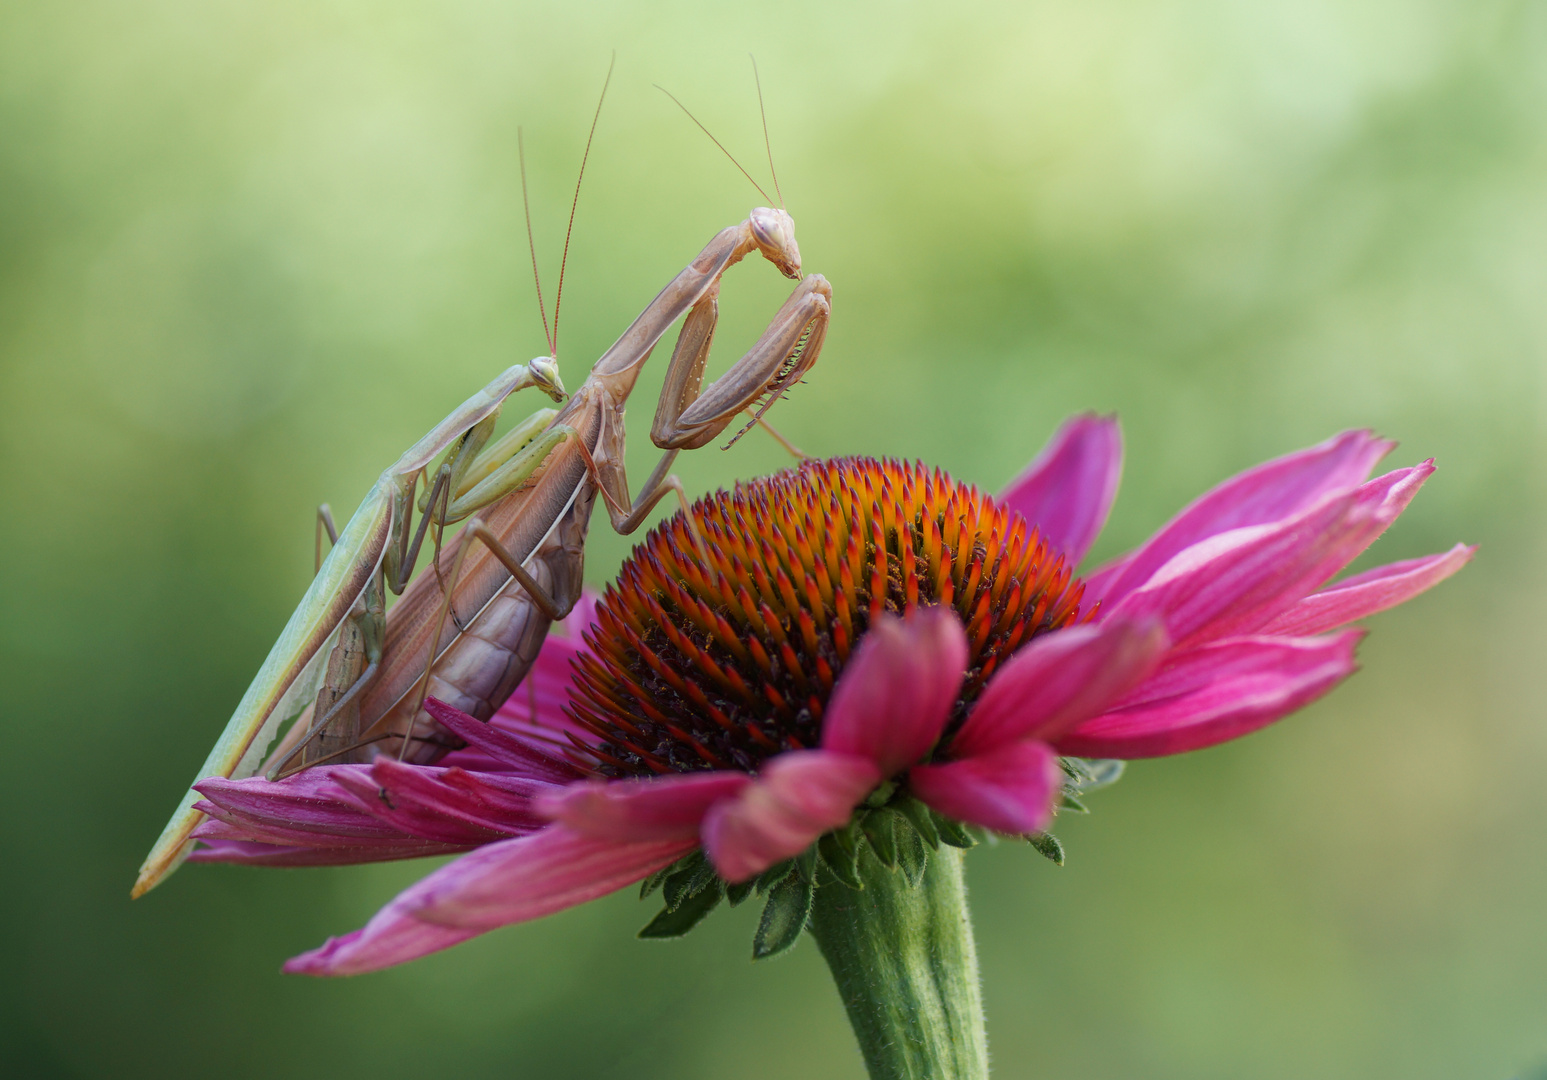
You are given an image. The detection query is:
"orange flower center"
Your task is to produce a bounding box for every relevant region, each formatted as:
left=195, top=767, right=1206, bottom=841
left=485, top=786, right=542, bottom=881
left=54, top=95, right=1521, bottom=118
left=567, top=457, right=1089, bottom=776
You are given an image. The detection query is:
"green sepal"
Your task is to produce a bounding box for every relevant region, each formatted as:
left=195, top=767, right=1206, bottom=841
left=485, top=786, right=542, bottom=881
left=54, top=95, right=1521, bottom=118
left=1063, top=757, right=1125, bottom=792
left=1059, top=793, right=1089, bottom=814
left=1026, top=831, right=1065, bottom=865
left=795, top=844, right=819, bottom=884
left=639, top=878, right=725, bottom=938
left=686, top=853, right=719, bottom=894
left=754, top=859, right=795, bottom=895
left=752, top=868, right=814, bottom=960
left=820, top=825, right=864, bottom=890
left=726, top=878, right=756, bottom=907
left=639, top=858, right=681, bottom=900
left=897, top=797, right=940, bottom=849
left=861, top=807, right=902, bottom=869
left=932, top=811, right=978, bottom=849
left=662, top=851, right=715, bottom=911
left=896, top=817, right=930, bottom=887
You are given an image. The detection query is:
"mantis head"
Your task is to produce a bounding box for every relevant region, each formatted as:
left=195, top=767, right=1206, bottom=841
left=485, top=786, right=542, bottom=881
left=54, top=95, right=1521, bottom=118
left=750, top=207, right=802, bottom=280
left=529, top=355, right=568, bottom=402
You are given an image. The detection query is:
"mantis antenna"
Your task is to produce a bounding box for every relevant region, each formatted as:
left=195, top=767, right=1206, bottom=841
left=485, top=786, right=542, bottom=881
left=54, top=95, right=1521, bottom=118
left=553, top=52, right=614, bottom=361
left=518, top=52, right=614, bottom=361
left=750, top=54, right=785, bottom=210
left=517, top=127, right=553, bottom=357
left=654, top=84, right=776, bottom=206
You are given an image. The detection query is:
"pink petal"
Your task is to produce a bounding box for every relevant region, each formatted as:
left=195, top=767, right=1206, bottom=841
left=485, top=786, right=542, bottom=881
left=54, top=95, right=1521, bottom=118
left=949, top=619, right=1168, bottom=757
left=998, top=413, right=1123, bottom=565
left=1260, top=543, right=1474, bottom=637
left=367, top=759, right=554, bottom=834
left=536, top=771, right=752, bottom=842
left=286, top=827, right=696, bottom=975
left=820, top=608, right=968, bottom=775
left=1056, top=631, right=1362, bottom=758
left=426, top=699, right=585, bottom=783
left=195, top=769, right=395, bottom=839
left=190, top=804, right=416, bottom=849
left=409, top=828, right=696, bottom=932
left=1107, top=463, right=1433, bottom=648
left=908, top=740, right=1063, bottom=835
left=701, top=750, right=882, bottom=883
left=189, top=837, right=468, bottom=866
left=329, top=769, right=520, bottom=847
left=286, top=921, right=484, bottom=977
left=1093, top=430, right=1395, bottom=607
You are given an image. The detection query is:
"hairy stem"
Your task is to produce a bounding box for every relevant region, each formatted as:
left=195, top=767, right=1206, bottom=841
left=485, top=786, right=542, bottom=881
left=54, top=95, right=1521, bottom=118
left=807, top=845, right=988, bottom=1080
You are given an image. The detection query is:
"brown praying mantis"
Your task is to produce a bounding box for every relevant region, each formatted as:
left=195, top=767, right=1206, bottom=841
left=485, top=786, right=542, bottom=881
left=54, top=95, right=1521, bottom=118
left=133, top=72, right=831, bottom=898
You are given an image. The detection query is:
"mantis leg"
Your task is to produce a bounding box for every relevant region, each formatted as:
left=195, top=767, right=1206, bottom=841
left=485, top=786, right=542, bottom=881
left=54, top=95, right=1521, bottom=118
left=408, top=415, right=582, bottom=639
left=406, top=408, right=568, bottom=599
left=315, top=504, right=340, bottom=573
left=650, top=273, right=831, bottom=452
left=459, top=519, right=570, bottom=621
left=266, top=415, right=574, bottom=775
left=577, top=442, right=710, bottom=571
left=261, top=571, right=386, bottom=778
left=591, top=446, right=688, bottom=535
left=585, top=272, right=832, bottom=540
left=442, top=412, right=571, bottom=524
left=133, top=361, right=564, bottom=898
left=263, top=659, right=380, bottom=780
left=430, top=419, right=582, bottom=618
left=380, top=366, right=565, bottom=595
left=387, top=465, right=454, bottom=593
left=392, top=422, right=584, bottom=757
left=431, top=407, right=560, bottom=513
left=743, top=410, right=808, bottom=459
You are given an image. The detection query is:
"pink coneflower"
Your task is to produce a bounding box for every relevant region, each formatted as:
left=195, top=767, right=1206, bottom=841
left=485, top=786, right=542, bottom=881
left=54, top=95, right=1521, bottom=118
left=191, top=418, right=1469, bottom=982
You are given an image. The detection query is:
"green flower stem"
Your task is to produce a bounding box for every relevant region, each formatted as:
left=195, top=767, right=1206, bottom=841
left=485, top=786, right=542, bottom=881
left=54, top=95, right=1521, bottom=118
left=806, top=844, right=988, bottom=1080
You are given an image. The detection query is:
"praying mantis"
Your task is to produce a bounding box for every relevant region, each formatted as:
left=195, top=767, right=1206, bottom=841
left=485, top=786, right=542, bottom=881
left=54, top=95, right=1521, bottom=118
left=133, top=75, right=831, bottom=898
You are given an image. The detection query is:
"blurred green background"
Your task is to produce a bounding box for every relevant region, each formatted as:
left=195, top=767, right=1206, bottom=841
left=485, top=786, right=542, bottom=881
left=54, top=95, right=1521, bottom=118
left=2, top=1, right=1542, bottom=1076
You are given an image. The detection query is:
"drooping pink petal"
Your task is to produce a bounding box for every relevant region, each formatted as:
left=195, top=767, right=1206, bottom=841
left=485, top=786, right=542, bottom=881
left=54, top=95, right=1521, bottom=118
left=1056, top=631, right=1362, bottom=758
left=426, top=698, right=586, bottom=783
left=820, top=608, right=968, bottom=775
left=998, top=413, right=1123, bottom=565
left=328, top=769, right=522, bottom=847
left=286, top=914, right=482, bottom=977
left=409, top=830, right=694, bottom=933
left=701, top=750, right=882, bottom=883
left=1260, top=543, right=1475, bottom=637
left=365, top=759, right=554, bottom=834
left=188, top=837, right=469, bottom=866
left=195, top=770, right=394, bottom=839
left=191, top=803, right=420, bottom=849
left=909, top=740, right=1063, bottom=835
left=536, top=772, right=752, bottom=842
left=1107, top=463, right=1433, bottom=647
left=1092, top=430, right=1395, bottom=607
left=948, top=619, right=1168, bottom=758
left=286, top=827, right=696, bottom=975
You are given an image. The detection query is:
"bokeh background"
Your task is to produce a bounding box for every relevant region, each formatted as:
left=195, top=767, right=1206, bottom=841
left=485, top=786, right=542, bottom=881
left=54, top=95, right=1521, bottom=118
left=2, top=1, right=1543, bottom=1076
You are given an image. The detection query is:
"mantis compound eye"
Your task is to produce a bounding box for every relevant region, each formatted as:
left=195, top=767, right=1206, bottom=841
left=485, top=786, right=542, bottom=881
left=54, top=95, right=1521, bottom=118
left=529, top=355, right=568, bottom=402
left=750, top=207, right=802, bottom=279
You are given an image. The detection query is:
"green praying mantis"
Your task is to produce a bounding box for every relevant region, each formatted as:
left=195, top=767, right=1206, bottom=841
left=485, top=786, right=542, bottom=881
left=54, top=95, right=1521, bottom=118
left=133, top=74, right=832, bottom=898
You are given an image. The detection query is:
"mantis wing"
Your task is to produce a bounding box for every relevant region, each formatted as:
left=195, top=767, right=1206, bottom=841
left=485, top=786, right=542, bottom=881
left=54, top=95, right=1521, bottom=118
left=132, top=363, right=546, bottom=897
